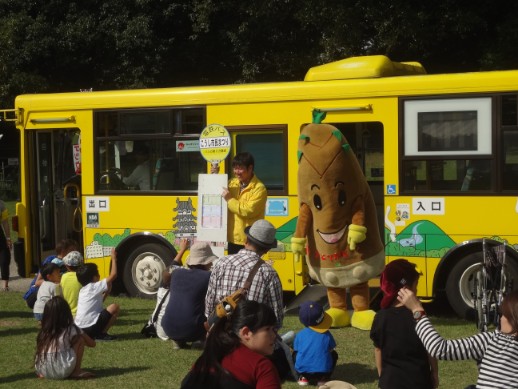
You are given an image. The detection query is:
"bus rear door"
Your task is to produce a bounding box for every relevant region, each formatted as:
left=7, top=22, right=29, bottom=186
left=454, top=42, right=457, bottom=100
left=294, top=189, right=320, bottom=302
left=21, top=124, right=82, bottom=274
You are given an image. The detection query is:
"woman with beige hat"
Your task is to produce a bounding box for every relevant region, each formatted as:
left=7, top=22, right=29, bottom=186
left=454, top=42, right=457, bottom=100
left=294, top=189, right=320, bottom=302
left=161, top=240, right=218, bottom=349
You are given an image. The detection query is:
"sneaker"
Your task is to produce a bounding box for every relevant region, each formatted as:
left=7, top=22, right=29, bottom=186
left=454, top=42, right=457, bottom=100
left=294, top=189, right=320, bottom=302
left=298, top=376, right=309, bottom=386
left=96, top=333, right=117, bottom=341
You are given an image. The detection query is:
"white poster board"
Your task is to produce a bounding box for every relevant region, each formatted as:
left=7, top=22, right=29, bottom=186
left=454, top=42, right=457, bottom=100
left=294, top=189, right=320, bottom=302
left=197, top=174, right=228, bottom=245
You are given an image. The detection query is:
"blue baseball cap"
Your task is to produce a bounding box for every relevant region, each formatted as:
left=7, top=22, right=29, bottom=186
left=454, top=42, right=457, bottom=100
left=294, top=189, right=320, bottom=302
left=51, top=258, right=64, bottom=267
left=298, top=301, right=332, bottom=333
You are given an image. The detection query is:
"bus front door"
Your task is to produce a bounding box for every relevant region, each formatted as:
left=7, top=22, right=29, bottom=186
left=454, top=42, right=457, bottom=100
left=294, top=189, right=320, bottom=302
left=25, top=129, right=82, bottom=273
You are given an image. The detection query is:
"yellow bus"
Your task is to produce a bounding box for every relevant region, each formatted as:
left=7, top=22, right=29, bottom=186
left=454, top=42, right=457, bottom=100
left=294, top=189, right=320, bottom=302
left=3, top=55, right=518, bottom=318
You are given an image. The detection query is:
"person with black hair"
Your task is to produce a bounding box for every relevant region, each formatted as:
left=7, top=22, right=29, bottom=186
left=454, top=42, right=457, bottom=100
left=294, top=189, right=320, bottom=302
left=35, top=296, right=95, bottom=379
left=181, top=299, right=281, bottom=389
left=75, top=249, right=119, bottom=341
left=212, top=152, right=267, bottom=254
left=33, top=263, right=62, bottom=322
left=23, top=239, right=78, bottom=309
left=205, top=220, right=292, bottom=380
left=123, top=145, right=150, bottom=190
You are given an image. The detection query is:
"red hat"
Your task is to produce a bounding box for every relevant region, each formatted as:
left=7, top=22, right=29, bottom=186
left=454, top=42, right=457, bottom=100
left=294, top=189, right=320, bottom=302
left=380, top=259, right=420, bottom=309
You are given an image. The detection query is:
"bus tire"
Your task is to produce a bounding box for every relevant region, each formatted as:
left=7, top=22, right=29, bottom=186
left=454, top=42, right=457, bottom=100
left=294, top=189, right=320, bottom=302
left=446, top=253, right=518, bottom=319
left=445, top=254, right=482, bottom=319
left=123, top=243, right=173, bottom=299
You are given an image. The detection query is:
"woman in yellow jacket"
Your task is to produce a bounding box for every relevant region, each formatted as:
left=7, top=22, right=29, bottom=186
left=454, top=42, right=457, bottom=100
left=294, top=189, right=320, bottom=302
left=221, top=152, right=267, bottom=254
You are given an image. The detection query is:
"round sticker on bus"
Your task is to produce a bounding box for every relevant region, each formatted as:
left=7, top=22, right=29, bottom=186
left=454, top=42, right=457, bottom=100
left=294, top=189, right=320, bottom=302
left=199, top=123, right=231, bottom=162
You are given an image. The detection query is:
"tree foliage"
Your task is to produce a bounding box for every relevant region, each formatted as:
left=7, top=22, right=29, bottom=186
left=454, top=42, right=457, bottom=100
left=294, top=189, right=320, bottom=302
left=1, top=0, right=518, bottom=106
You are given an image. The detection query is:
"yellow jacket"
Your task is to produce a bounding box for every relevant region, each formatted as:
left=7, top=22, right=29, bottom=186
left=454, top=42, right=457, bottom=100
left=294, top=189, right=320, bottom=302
left=227, top=175, right=267, bottom=245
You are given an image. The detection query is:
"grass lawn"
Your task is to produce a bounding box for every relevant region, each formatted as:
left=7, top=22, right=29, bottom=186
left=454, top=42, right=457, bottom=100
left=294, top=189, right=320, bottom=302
left=0, top=291, right=480, bottom=388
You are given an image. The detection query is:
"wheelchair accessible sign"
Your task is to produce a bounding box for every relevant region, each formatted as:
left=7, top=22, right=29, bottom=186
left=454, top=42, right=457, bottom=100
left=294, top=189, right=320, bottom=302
left=199, top=124, right=231, bottom=163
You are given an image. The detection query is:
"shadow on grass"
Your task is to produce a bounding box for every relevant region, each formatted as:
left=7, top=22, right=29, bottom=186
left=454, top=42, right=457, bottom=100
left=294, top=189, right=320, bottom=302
left=112, top=331, right=155, bottom=341
left=0, top=310, right=34, bottom=319
left=0, top=326, right=38, bottom=337
left=0, top=371, right=39, bottom=384
left=89, top=366, right=151, bottom=377
left=0, top=366, right=151, bottom=384
left=114, top=318, right=142, bottom=326
left=119, top=308, right=155, bottom=315
left=333, top=362, right=377, bottom=386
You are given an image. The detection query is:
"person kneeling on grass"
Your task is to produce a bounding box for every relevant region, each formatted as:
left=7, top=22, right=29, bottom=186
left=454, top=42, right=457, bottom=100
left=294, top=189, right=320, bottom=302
left=35, top=296, right=96, bottom=379
left=74, top=248, right=120, bottom=341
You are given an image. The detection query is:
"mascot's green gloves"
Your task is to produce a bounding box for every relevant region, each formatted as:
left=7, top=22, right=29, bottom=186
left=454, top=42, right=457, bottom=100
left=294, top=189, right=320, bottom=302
left=291, top=237, right=307, bottom=262
left=347, top=224, right=367, bottom=251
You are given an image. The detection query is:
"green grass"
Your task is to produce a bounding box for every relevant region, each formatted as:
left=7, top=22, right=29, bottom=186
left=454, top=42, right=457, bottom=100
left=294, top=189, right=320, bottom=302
left=0, top=292, right=479, bottom=388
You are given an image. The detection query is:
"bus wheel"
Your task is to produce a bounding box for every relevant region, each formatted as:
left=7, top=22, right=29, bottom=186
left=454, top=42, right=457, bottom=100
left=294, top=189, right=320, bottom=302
left=123, top=243, right=173, bottom=298
left=445, top=254, right=482, bottom=319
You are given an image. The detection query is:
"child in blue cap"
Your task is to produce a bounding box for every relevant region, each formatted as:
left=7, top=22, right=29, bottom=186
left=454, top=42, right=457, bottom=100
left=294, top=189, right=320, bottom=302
left=294, top=301, right=338, bottom=386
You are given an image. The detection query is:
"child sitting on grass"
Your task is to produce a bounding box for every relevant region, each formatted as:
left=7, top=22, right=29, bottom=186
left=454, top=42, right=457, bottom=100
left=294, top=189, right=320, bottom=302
left=60, top=251, right=84, bottom=317
left=35, top=296, right=96, bottom=380
left=74, top=248, right=119, bottom=341
left=293, top=301, right=337, bottom=386
left=33, top=263, right=62, bottom=322
left=25, top=239, right=79, bottom=308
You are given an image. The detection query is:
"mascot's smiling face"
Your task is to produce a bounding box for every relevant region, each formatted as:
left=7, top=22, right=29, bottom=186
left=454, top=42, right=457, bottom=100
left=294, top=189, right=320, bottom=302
left=298, top=123, right=367, bottom=260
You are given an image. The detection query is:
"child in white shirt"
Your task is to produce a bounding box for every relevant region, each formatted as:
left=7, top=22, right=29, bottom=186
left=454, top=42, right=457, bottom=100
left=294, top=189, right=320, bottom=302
left=74, top=249, right=119, bottom=341
left=34, top=263, right=62, bottom=322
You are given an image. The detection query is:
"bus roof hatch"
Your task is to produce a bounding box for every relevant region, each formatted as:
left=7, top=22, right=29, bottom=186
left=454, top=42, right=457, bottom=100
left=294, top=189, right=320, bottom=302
left=304, top=55, right=426, bottom=81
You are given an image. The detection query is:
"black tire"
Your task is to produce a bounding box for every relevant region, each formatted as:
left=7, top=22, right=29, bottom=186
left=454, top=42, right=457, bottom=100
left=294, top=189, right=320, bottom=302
left=445, top=253, right=482, bottom=319
left=446, top=251, right=518, bottom=319
left=123, top=243, right=174, bottom=298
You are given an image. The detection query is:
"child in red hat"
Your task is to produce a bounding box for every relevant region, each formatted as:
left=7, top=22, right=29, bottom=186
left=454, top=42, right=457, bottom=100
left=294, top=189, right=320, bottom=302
left=369, top=259, right=438, bottom=389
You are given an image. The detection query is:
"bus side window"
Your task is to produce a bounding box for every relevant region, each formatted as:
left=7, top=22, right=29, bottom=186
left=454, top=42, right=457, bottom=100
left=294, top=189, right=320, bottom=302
left=94, top=108, right=206, bottom=193
left=234, top=129, right=287, bottom=195
left=154, top=158, right=176, bottom=190
left=461, top=160, right=491, bottom=191
left=503, top=130, right=518, bottom=190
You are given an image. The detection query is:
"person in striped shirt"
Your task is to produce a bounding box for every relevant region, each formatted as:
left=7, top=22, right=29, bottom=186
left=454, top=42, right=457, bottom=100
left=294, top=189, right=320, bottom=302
left=398, top=288, right=518, bottom=389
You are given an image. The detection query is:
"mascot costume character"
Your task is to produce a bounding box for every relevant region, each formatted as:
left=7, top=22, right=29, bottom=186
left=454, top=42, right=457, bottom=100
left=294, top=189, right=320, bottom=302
left=291, top=111, right=385, bottom=330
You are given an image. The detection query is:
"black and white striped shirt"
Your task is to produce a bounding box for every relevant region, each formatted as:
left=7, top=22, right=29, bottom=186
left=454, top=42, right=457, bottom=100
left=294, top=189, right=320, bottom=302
left=416, top=317, right=518, bottom=389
